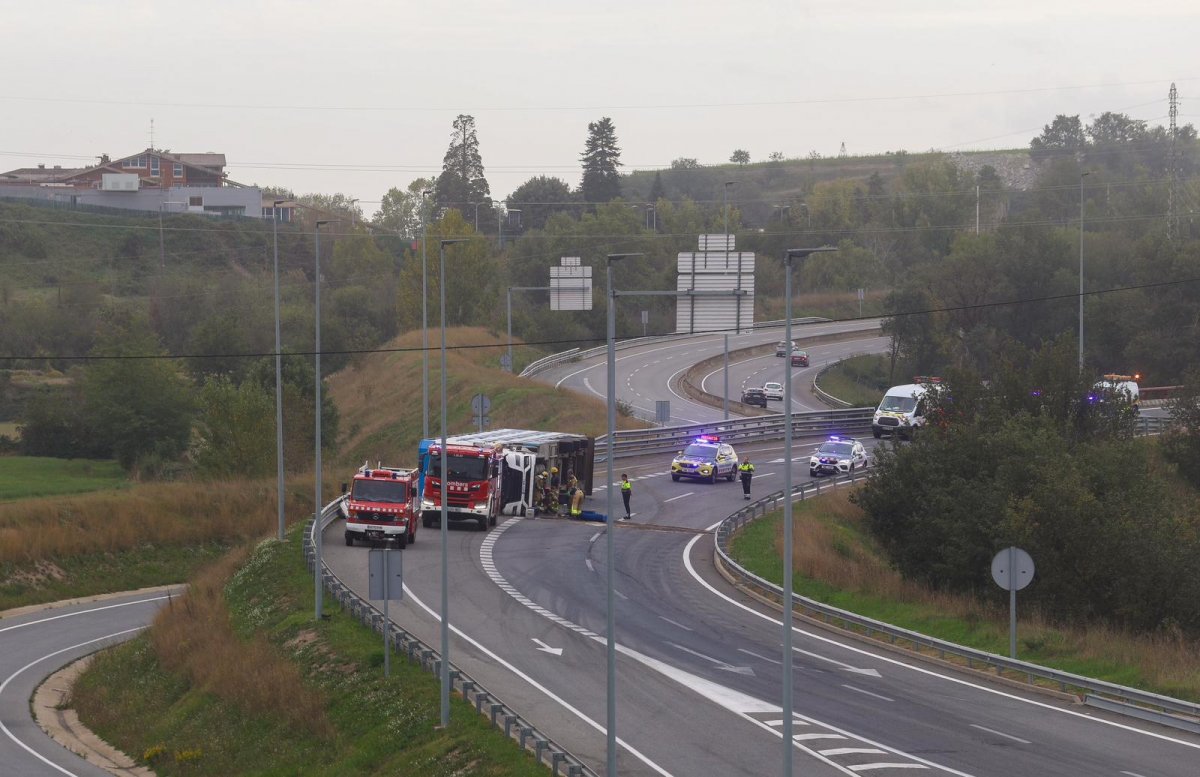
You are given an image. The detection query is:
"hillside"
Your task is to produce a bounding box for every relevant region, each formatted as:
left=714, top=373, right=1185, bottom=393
left=328, top=326, right=648, bottom=469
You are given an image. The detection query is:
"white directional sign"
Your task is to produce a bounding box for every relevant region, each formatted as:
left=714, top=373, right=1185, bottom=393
left=550, top=256, right=592, bottom=310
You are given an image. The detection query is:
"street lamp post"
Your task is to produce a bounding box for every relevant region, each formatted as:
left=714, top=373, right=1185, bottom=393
left=313, top=218, right=338, bottom=622
left=271, top=199, right=288, bottom=541
left=724, top=181, right=741, bottom=334
left=1079, top=171, right=1090, bottom=370
left=781, top=246, right=836, bottom=777
left=438, top=237, right=470, bottom=728
left=158, top=200, right=183, bottom=267
left=421, top=189, right=433, bottom=440
left=605, top=252, right=642, bottom=777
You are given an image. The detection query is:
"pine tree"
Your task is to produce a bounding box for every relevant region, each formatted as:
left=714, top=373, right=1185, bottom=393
left=435, top=115, right=491, bottom=222
left=648, top=171, right=666, bottom=203
left=580, top=117, right=622, bottom=204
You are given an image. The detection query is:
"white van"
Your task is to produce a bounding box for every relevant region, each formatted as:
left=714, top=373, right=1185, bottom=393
left=1092, top=374, right=1140, bottom=415
left=872, top=379, right=940, bottom=439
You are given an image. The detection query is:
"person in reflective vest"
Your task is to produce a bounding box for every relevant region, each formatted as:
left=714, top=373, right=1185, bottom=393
left=620, top=473, right=632, bottom=520
left=739, top=459, right=754, bottom=500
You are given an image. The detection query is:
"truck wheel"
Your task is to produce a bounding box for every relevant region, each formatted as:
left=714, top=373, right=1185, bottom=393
left=396, top=534, right=407, bottom=550
left=408, top=526, right=416, bottom=544
left=344, top=532, right=353, bottom=547
left=872, top=428, right=882, bottom=439
left=478, top=518, right=489, bottom=532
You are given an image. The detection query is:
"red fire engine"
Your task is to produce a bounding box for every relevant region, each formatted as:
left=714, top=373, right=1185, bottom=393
left=340, top=463, right=418, bottom=548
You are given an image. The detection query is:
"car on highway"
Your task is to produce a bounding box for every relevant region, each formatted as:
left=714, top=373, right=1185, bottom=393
left=740, top=387, right=767, bottom=407
left=671, top=435, right=739, bottom=483
left=762, top=381, right=784, bottom=400
left=775, top=340, right=796, bottom=357
left=809, top=435, right=868, bottom=477
left=790, top=349, right=810, bottom=367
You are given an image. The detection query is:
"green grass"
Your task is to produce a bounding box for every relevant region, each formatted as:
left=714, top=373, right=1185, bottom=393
left=816, top=354, right=913, bottom=408
left=72, top=527, right=554, bottom=776
left=0, top=543, right=231, bottom=611
left=0, top=456, right=127, bottom=501
left=729, top=497, right=1200, bottom=701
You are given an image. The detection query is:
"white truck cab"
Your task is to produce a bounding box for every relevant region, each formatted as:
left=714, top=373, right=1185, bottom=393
left=872, top=378, right=941, bottom=439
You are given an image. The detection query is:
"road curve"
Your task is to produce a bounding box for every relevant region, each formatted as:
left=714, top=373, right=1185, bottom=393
left=0, top=590, right=178, bottom=776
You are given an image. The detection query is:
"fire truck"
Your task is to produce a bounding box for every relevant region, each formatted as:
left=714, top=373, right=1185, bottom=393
left=339, top=463, right=418, bottom=548
left=417, top=429, right=594, bottom=531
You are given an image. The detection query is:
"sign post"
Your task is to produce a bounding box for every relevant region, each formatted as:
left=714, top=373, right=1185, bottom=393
left=369, top=548, right=404, bottom=676
left=471, top=393, right=491, bottom=432
left=991, top=546, right=1035, bottom=659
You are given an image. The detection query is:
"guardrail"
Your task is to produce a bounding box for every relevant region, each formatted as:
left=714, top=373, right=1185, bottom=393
left=598, top=408, right=875, bottom=461
left=712, top=473, right=1200, bottom=730
left=304, top=504, right=596, bottom=777
left=811, top=363, right=853, bottom=408
left=518, top=317, right=834, bottom=379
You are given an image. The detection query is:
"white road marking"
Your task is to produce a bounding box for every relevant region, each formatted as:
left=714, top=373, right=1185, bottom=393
left=664, top=492, right=693, bottom=503
left=969, top=724, right=1031, bottom=744
left=1120, top=772, right=1149, bottom=777
left=842, top=684, right=895, bottom=702
left=821, top=747, right=888, bottom=756
left=1, top=626, right=146, bottom=776
left=658, top=616, right=693, bottom=631
left=585, top=558, right=594, bottom=573
left=795, top=733, right=848, bottom=741
left=479, top=517, right=970, bottom=776
left=0, top=594, right=174, bottom=634
left=667, top=641, right=755, bottom=675
left=848, top=764, right=928, bottom=772
left=738, top=647, right=781, bottom=665
left=532, top=637, right=563, bottom=656
left=795, top=646, right=882, bottom=677
left=680, top=524, right=1200, bottom=753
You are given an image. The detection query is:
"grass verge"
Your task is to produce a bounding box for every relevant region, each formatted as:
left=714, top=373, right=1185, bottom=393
left=729, top=488, right=1200, bottom=702
left=0, top=457, right=127, bottom=501
left=72, top=526, right=552, bottom=776
left=813, top=353, right=915, bottom=409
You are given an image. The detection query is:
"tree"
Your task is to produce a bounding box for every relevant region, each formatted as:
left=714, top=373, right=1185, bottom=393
left=434, top=114, right=491, bottom=219
left=580, top=117, right=622, bottom=204
left=373, top=178, right=435, bottom=240
left=508, top=176, right=576, bottom=231
left=730, top=149, right=750, bottom=165
left=193, top=375, right=274, bottom=478
left=1029, top=114, right=1085, bottom=163
left=83, top=308, right=195, bottom=472
left=670, top=158, right=700, bottom=170
left=295, top=193, right=363, bottom=228
left=648, top=171, right=666, bottom=203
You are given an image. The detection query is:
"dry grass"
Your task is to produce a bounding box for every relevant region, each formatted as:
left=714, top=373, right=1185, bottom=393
left=329, top=326, right=648, bottom=467
left=149, top=546, right=332, bottom=737
left=786, top=489, right=1200, bottom=697
left=0, top=479, right=304, bottom=565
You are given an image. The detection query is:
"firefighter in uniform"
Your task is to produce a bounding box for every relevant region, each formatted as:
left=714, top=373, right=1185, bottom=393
left=534, top=469, right=549, bottom=515
left=739, top=459, right=755, bottom=500
left=547, top=467, right=561, bottom=515
left=559, top=469, right=573, bottom=513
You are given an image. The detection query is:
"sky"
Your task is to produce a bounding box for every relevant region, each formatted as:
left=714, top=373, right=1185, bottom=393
left=1, top=0, right=1197, bottom=217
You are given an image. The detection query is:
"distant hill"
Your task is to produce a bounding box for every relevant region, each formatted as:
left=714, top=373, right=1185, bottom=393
left=620, top=148, right=1033, bottom=227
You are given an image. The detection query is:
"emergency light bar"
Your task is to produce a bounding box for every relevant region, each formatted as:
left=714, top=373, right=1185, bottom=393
left=696, top=435, right=721, bottom=443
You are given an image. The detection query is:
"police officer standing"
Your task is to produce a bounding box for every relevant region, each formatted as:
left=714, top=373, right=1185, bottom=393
left=620, top=473, right=632, bottom=520
left=738, top=459, right=755, bottom=500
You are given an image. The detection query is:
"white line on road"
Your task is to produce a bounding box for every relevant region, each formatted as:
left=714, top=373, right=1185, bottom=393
left=820, top=747, right=888, bottom=756
left=842, top=684, right=895, bottom=702
left=969, top=724, right=1031, bottom=744
left=737, top=647, right=781, bottom=665
left=658, top=616, right=693, bottom=631
left=666, top=641, right=754, bottom=675
left=847, top=764, right=928, bottom=772
left=1, top=626, right=145, bottom=776
left=664, top=492, right=693, bottom=503
left=585, top=558, right=594, bottom=573
left=0, top=594, right=174, bottom=634
left=794, top=733, right=847, bottom=741
left=1120, top=771, right=1149, bottom=777
left=795, top=646, right=882, bottom=677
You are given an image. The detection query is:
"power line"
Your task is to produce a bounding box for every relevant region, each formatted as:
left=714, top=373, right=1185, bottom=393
left=5, top=274, right=1198, bottom=363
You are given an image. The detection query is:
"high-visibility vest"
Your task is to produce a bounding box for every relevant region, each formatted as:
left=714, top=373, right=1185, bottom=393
left=739, top=463, right=754, bottom=474
left=621, top=480, right=631, bottom=492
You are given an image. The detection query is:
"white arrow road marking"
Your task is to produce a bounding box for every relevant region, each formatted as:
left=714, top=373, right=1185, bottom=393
left=969, top=724, right=1030, bottom=744
left=667, top=641, right=755, bottom=676
left=795, top=646, right=882, bottom=677
left=532, top=637, right=563, bottom=656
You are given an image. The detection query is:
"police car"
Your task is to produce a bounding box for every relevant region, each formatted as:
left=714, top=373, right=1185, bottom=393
left=670, top=435, right=739, bottom=483
left=808, top=436, right=868, bottom=477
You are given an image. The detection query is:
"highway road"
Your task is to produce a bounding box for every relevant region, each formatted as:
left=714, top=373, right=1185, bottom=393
left=323, top=325, right=1200, bottom=776
left=538, top=319, right=886, bottom=424
left=0, top=590, right=177, bottom=776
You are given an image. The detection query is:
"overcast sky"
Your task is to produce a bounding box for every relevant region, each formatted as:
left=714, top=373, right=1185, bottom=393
left=1, top=1, right=1196, bottom=215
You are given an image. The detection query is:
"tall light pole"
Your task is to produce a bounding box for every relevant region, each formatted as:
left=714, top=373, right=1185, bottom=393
left=438, top=237, right=470, bottom=728
left=421, top=189, right=433, bottom=440
left=158, top=200, right=183, bottom=268
left=1079, top=171, right=1090, bottom=370
left=272, top=198, right=287, bottom=541
left=605, top=252, right=642, bottom=777
left=724, top=180, right=741, bottom=334
left=313, top=218, right=338, bottom=622
left=774, top=204, right=791, bottom=223
left=782, top=246, right=836, bottom=777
